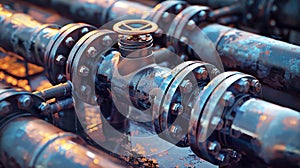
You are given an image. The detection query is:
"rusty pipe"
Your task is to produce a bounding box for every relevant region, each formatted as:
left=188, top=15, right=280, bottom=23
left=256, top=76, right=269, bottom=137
left=202, top=24, right=300, bottom=109
left=0, top=115, right=126, bottom=168
left=225, top=98, right=300, bottom=167
left=0, top=88, right=126, bottom=168
left=19, top=1, right=300, bottom=92
left=33, top=81, right=72, bottom=100
left=239, top=0, right=300, bottom=32
left=22, top=0, right=152, bottom=27
left=0, top=6, right=96, bottom=84
left=0, top=5, right=59, bottom=66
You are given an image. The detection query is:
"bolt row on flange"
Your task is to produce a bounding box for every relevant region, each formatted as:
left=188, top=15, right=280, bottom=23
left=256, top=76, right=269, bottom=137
left=0, top=86, right=126, bottom=168
left=74, top=19, right=299, bottom=167
left=14, top=0, right=300, bottom=110
left=0, top=6, right=299, bottom=168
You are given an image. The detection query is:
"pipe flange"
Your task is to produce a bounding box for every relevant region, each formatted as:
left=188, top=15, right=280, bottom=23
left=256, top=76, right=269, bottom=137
left=190, top=72, right=262, bottom=166
left=167, top=6, right=224, bottom=71
left=0, top=89, right=44, bottom=124
left=45, top=23, right=96, bottom=84
left=153, top=61, right=200, bottom=134
left=145, top=1, right=188, bottom=48
left=158, top=62, right=220, bottom=147
left=70, top=29, right=118, bottom=105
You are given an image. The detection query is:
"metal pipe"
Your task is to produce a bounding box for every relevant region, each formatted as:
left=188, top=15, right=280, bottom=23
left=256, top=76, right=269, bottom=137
left=0, top=6, right=96, bottom=84
left=226, top=98, right=300, bottom=167
left=0, top=5, right=59, bottom=66
left=23, top=0, right=152, bottom=27
left=239, top=0, right=300, bottom=32
left=33, top=81, right=72, bottom=100
left=0, top=115, right=126, bottom=168
left=0, top=0, right=71, bottom=25
left=83, top=24, right=300, bottom=167
left=18, top=1, right=300, bottom=95
left=0, top=7, right=130, bottom=136
left=0, top=87, right=126, bottom=168
left=201, top=24, right=300, bottom=109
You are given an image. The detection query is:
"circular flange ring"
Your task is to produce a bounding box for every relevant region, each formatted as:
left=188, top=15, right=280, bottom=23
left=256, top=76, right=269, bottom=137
left=166, top=6, right=224, bottom=71
left=147, top=1, right=188, bottom=23
left=70, top=29, right=118, bottom=105
left=188, top=71, right=240, bottom=157
left=45, top=23, right=96, bottom=84
left=167, top=5, right=209, bottom=44
left=190, top=72, right=261, bottom=163
left=153, top=61, right=201, bottom=134
left=159, top=62, right=220, bottom=146
left=0, top=89, right=44, bottom=123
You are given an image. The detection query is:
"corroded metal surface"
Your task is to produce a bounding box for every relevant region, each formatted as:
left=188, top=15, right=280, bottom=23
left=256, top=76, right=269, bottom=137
left=0, top=6, right=96, bottom=84
left=0, top=116, right=126, bottom=168
left=18, top=0, right=300, bottom=110
left=0, top=1, right=299, bottom=168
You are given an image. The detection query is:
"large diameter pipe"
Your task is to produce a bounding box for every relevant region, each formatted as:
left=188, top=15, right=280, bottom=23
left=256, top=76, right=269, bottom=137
left=272, top=0, right=300, bottom=31
left=0, top=5, right=59, bottom=66
left=23, top=0, right=152, bottom=27
left=21, top=1, right=300, bottom=93
left=0, top=6, right=96, bottom=84
left=0, top=115, right=126, bottom=168
left=202, top=24, right=300, bottom=108
left=239, top=0, right=300, bottom=32
left=228, top=98, right=300, bottom=167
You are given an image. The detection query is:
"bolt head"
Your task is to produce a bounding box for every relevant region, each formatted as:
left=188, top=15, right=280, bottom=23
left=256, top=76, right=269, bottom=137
left=270, top=19, right=276, bottom=26
left=207, top=141, right=221, bottom=155
left=91, top=96, right=98, bottom=105
left=162, top=12, right=170, bottom=22
left=187, top=20, right=196, bottom=30
left=222, top=91, right=235, bottom=107
left=246, top=13, right=252, bottom=20
left=179, top=36, right=189, bottom=46
left=65, top=37, right=75, bottom=47
left=79, top=65, right=90, bottom=76
left=217, top=153, right=226, bottom=162
left=56, top=74, right=66, bottom=83
left=175, top=4, right=183, bottom=13
left=194, top=67, right=208, bottom=80
left=251, top=79, right=262, bottom=93
left=39, top=102, right=50, bottom=113
left=180, top=54, right=188, bottom=61
left=18, top=95, right=32, bottom=108
left=272, top=5, right=278, bottom=12
left=248, top=0, right=254, bottom=5
left=211, top=116, right=222, bottom=127
left=87, top=46, right=97, bottom=58
left=198, top=10, right=206, bottom=18
left=235, top=78, right=250, bottom=93
left=170, top=125, right=182, bottom=137
left=0, top=101, right=11, bottom=113
left=55, top=55, right=66, bottom=66
left=180, top=80, right=193, bottom=93
left=171, top=103, right=184, bottom=115
left=102, top=35, right=113, bottom=47
left=81, top=27, right=89, bottom=35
